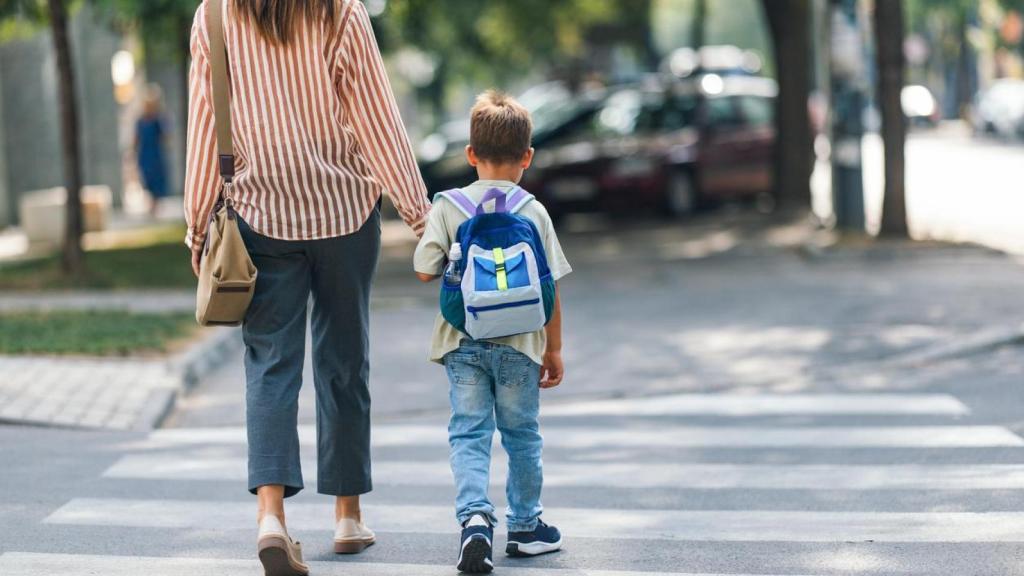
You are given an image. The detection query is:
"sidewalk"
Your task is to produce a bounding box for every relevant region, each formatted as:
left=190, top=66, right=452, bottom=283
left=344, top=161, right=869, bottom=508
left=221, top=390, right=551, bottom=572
left=0, top=326, right=239, bottom=431
left=0, top=290, right=194, bottom=312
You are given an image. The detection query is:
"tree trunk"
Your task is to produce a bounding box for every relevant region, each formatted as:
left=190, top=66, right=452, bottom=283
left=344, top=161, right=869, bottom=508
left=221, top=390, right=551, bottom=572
left=761, top=0, right=813, bottom=210
left=48, top=0, right=85, bottom=276
left=874, top=0, right=908, bottom=237
left=692, top=0, right=707, bottom=50
left=638, top=0, right=661, bottom=70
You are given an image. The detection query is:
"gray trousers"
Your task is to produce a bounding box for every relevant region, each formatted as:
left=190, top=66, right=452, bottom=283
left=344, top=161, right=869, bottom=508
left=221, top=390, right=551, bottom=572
left=238, top=208, right=380, bottom=498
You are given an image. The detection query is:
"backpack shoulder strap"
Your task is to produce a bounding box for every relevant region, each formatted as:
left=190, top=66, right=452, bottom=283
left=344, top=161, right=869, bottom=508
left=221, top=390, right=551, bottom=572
left=434, top=188, right=476, bottom=219
left=505, top=186, right=535, bottom=214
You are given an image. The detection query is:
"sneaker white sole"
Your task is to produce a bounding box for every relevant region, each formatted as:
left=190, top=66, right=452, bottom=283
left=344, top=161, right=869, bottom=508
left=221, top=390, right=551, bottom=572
left=505, top=537, right=562, bottom=557
left=458, top=534, right=493, bottom=573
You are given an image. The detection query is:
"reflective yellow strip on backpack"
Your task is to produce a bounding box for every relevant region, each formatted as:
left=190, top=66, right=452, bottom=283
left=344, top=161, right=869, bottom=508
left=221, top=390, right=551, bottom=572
left=493, top=247, right=508, bottom=291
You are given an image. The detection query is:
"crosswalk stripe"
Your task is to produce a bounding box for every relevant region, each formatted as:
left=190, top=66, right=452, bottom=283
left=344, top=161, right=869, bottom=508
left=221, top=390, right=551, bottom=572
left=44, top=498, right=1024, bottom=542
left=145, top=424, right=1024, bottom=448
left=0, top=553, right=810, bottom=576
left=103, top=455, right=1024, bottom=490
left=542, top=393, right=970, bottom=417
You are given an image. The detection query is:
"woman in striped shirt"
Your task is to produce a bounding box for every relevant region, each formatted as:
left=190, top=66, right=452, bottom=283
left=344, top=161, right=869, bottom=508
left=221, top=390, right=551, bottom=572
left=185, top=2, right=429, bottom=573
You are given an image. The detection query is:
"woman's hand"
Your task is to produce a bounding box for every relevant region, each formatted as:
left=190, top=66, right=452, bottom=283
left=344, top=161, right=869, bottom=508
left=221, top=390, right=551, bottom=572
left=191, top=246, right=203, bottom=277
left=540, top=350, right=564, bottom=389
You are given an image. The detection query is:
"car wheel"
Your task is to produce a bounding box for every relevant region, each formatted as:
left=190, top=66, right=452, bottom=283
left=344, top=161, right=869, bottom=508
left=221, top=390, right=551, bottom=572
left=666, top=171, right=697, bottom=218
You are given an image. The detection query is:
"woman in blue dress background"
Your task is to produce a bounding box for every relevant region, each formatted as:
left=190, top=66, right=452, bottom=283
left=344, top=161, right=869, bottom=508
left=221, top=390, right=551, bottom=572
left=135, top=85, right=169, bottom=218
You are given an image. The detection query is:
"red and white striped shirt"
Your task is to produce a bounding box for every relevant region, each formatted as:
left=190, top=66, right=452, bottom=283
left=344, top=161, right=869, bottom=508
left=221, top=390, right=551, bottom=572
left=184, top=0, right=430, bottom=251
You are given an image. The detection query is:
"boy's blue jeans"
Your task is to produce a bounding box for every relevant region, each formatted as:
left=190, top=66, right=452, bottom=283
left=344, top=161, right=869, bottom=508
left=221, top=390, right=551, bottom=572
left=444, top=340, right=544, bottom=532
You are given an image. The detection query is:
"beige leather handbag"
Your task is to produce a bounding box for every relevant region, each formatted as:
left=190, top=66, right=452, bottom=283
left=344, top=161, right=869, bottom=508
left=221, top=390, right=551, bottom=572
left=195, top=0, right=257, bottom=326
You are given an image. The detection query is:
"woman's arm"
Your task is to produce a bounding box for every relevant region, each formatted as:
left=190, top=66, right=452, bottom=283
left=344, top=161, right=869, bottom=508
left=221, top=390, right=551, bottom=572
left=183, top=4, right=220, bottom=263
left=336, top=1, right=430, bottom=237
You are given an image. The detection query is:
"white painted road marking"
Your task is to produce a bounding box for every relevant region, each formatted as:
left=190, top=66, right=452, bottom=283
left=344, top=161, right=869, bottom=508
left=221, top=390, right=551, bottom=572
left=44, top=499, right=1024, bottom=542
left=542, top=393, right=970, bottom=417
left=145, top=424, right=1024, bottom=448
left=0, top=553, right=814, bottom=576
left=104, top=455, right=1024, bottom=490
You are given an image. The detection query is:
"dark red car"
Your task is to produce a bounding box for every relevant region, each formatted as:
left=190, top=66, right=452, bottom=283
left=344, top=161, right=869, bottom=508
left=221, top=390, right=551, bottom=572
left=521, top=75, right=777, bottom=220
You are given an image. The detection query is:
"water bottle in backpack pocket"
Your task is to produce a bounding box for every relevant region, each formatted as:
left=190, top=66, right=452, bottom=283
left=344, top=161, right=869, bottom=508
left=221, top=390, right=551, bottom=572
left=437, top=187, right=555, bottom=340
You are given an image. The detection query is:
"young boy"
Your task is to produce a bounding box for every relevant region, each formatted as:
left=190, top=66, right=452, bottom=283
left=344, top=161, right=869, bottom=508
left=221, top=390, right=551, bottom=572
left=414, top=90, right=572, bottom=573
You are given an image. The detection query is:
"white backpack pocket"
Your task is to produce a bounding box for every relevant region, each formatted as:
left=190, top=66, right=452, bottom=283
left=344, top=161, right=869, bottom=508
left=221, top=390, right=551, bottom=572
left=462, top=243, right=546, bottom=339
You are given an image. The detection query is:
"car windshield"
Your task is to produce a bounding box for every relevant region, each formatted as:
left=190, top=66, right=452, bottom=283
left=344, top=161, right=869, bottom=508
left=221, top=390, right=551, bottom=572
left=532, top=98, right=591, bottom=136
left=592, top=89, right=699, bottom=137
left=644, top=94, right=700, bottom=132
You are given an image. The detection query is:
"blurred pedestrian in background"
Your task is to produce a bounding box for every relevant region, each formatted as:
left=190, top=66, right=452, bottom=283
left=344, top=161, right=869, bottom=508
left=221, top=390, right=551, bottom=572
left=135, top=85, right=169, bottom=218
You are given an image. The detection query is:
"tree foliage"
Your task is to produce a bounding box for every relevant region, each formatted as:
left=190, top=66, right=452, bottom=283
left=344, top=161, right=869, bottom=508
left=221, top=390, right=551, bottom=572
left=0, top=0, right=59, bottom=40
left=92, top=0, right=196, bottom=62
left=379, top=0, right=653, bottom=90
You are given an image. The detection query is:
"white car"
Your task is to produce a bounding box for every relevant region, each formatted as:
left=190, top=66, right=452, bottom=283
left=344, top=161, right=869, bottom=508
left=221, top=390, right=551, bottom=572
left=972, top=79, right=1024, bottom=139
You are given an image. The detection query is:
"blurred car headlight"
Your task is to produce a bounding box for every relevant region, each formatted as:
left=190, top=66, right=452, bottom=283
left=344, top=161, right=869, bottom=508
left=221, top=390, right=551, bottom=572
left=901, top=85, right=935, bottom=118
left=418, top=133, right=448, bottom=163
left=700, top=74, right=725, bottom=96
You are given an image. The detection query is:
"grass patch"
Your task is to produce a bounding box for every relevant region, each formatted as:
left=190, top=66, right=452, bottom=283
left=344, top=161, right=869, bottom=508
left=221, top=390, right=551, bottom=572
left=0, top=225, right=195, bottom=290
left=0, top=310, right=197, bottom=356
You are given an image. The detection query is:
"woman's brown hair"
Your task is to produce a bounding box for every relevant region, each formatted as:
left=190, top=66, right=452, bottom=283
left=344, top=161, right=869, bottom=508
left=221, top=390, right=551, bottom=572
left=233, top=0, right=337, bottom=45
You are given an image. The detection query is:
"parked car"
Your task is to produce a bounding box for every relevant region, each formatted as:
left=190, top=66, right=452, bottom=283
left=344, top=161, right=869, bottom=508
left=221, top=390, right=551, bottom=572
left=520, top=74, right=777, bottom=220
left=971, top=79, right=1024, bottom=139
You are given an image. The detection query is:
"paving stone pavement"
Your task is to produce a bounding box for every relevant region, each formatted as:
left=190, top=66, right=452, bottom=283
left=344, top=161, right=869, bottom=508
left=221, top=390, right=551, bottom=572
left=0, top=357, right=178, bottom=429
left=0, top=327, right=239, bottom=430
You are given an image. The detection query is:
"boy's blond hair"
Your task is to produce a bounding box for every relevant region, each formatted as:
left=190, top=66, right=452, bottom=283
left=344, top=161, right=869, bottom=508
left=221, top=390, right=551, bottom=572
left=469, top=90, right=533, bottom=164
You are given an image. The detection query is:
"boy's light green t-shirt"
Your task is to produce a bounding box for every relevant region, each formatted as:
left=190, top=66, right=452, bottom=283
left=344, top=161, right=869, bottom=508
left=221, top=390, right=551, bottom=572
left=413, top=179, right=572, bottom=366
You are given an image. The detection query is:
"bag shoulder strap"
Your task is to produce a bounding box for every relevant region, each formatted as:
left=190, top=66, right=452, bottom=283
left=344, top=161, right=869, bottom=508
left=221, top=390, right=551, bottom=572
left=206, top=0, right=235, bottom=184
left=505, top=186, right=534, bottom=214
left=436, top=187, right=535, bottom=219
left=435, top=189, right=476, bottom=219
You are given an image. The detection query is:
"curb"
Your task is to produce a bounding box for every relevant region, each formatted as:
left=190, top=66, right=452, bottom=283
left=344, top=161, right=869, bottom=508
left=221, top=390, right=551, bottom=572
left=885, top=324, right=1024, bottom=368
left=135, top=327, right=243, bottom=430
left=814, top=323, right=1024, bottom=385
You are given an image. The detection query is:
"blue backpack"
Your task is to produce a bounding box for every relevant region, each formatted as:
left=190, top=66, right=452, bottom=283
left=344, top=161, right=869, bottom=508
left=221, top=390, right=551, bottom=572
left=436, top=187, right=556, bottom=340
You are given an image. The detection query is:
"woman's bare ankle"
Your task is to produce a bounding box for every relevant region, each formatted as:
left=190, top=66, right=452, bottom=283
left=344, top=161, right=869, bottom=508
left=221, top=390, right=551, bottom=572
left=335, top=495, right=362, bottom=522
left=256, top=485, right=287, bottom=528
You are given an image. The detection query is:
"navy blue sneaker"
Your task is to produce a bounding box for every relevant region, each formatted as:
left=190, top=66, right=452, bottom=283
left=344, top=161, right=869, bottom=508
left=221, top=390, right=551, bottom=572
left=457, top=515, right=494, bottom=573
left=506, top=518, right=562, bottom=557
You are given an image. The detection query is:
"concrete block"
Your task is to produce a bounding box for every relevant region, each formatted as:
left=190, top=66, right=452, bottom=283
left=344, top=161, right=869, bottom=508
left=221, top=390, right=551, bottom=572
left=18, top=186, right=112, bottom=245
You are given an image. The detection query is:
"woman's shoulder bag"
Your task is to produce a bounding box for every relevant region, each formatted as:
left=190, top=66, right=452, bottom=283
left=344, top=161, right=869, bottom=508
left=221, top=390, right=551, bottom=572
left=195, top=0, right=257, bottom=326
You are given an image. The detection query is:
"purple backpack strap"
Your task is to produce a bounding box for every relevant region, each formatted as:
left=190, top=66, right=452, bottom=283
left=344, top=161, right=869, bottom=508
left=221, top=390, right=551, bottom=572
left=475, top=188, right=508, bottom=215
left=505, top=186, right=535, bottom=214
left=435, top=188, right=477, bottom=219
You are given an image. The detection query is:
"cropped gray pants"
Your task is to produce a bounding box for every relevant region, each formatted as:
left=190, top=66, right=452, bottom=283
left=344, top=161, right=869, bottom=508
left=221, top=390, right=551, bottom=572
left=238, top=207, right=379, bottom=498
